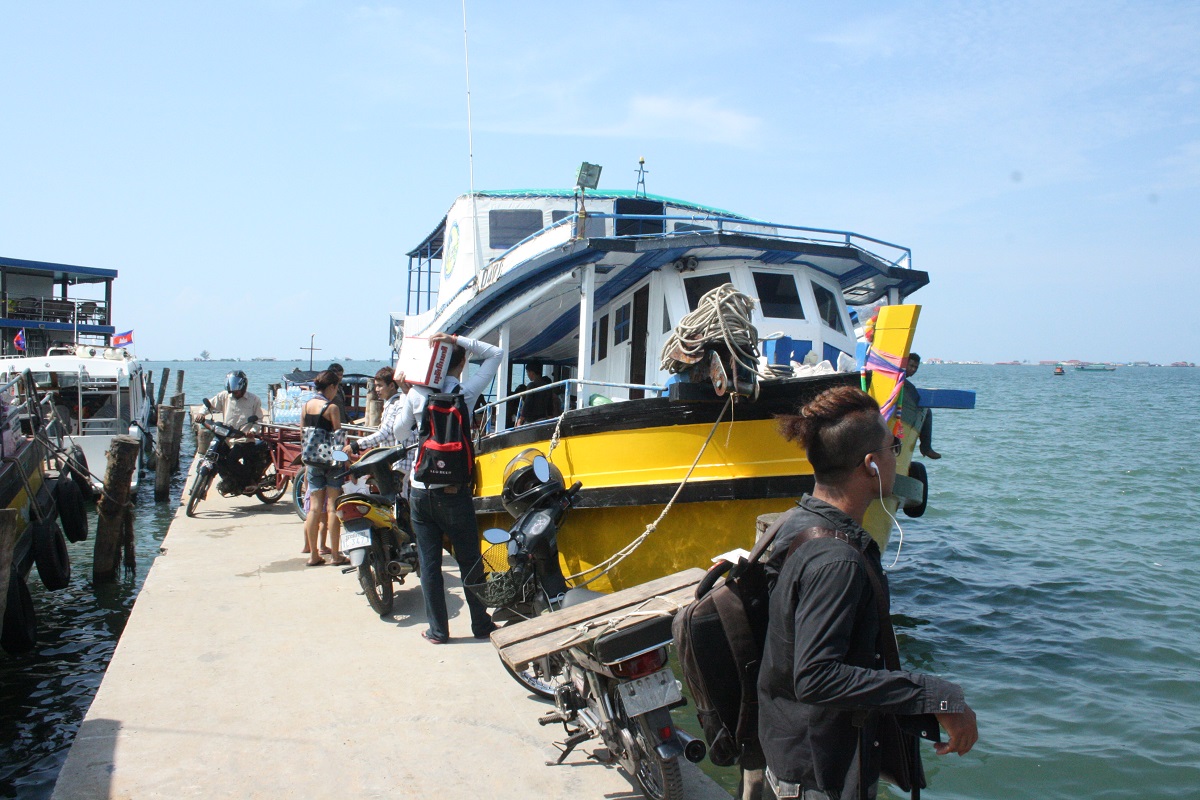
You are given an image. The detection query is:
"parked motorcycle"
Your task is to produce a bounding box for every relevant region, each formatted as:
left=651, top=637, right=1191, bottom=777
left=475, top=449, right=700, bottom=800
left=186, top=399, right=284, bottom=517
left=332, top=445, right=419, bottom=616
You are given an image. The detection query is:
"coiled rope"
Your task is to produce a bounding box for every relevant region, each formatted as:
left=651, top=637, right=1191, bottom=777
left=659, top=283, right=767, bottom=378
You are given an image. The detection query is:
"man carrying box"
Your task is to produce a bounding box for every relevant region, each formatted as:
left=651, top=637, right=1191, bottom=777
left=391, top=332, right=503, bottom=644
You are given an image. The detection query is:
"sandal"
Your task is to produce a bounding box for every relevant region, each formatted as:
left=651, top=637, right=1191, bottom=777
left=329, top=556, right=350, bottom=566
left=305, top=559, right=325, bottom=567
left=422, top=630, right=448, bottom=645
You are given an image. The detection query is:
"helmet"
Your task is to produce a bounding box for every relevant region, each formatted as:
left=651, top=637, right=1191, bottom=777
left=226, top=370, right=248, bottom=393
left=501, top=448, right=564, bottom=518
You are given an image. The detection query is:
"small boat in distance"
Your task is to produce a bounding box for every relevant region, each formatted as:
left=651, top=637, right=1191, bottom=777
left=1053, top=364, right=1066, bottom=376
left=1076, top=363, right=1117, bottom=372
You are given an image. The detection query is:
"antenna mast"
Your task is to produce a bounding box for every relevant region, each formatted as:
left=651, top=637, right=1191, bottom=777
left=462, top=0, right=483, bottom=284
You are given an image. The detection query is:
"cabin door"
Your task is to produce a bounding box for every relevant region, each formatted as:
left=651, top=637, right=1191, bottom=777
left=629, top=285, right=650, bottom=400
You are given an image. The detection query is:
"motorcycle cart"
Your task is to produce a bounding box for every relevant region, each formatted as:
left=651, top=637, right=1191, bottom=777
left=256, top=422, right=305, bottom=513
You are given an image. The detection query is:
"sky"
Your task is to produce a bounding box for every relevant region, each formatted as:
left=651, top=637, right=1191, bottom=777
left=1, top=1, right=1197, bottom=363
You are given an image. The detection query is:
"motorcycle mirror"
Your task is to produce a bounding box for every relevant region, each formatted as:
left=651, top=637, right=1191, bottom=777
left=532, top=455, right=551, bottom=483
left=330, top=450, right=350, bottom=463
left=482, top=528, right=511, bottom=545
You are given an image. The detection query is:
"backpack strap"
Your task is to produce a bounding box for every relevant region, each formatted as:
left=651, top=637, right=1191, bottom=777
left=710, top=584, right=760, bottom=765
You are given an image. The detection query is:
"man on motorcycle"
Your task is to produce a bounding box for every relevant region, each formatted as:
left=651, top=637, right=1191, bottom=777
left=207, top=370, right=271, bottom=493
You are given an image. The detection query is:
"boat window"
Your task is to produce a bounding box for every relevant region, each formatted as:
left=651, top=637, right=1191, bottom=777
left=614, top=303, right=631, bottom=345
left=551, top=210, right=606, bottom=238
left=684, top=272, right=733, bottom=311
left=674, top=222, right=713, bottom=233
left=591, top=314, right=609, bottom=363
left=753, top=272, right=805, bottom=319
left=488, top=210, right=544, bottom=250
left=811, top=282, right=846, bottom=333
left=614, top=198, right=665, bottom=236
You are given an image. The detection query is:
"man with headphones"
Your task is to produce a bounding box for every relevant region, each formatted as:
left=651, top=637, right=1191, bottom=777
left=756, top=385, right=977, bottom=800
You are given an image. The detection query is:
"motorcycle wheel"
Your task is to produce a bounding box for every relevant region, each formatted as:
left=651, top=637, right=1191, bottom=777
left=292, top=472, right=308, bottom=521
left=358, top=535, right=394, bottom=616
left=628, top=715, right=684, bottom=800
left=501, top=653, right=567, bottom=700
left=255, top=464, right=288, bottom=504
left=186, top=465, right=214, bottom=518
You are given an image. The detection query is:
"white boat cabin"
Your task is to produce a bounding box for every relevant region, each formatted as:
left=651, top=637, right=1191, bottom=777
left=396, top=189, right=927, bottom=430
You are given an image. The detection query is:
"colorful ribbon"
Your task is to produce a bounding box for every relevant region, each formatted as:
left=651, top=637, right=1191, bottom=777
left=864, top=346, right=906, bottom=425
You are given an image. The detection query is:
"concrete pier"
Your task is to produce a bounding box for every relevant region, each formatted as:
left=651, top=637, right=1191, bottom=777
left=51, top=472, right=729, bottom=799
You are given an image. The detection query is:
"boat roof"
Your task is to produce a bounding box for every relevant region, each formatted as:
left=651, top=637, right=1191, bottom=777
left=0, top=255, right=118, bottom=283
left=406, top=189, right=754, bottom=259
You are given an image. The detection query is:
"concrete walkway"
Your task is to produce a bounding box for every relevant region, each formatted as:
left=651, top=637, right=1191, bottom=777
left=52, top=477, right=730, bottom=799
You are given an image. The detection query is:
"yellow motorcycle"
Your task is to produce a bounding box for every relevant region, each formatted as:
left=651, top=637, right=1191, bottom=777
left=333, top=445, right=419, bottom=616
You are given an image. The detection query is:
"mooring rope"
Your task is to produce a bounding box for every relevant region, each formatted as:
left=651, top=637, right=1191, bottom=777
left=659, top=283, right=768, bottom=379
left=564, top=393, right=734, bottom=587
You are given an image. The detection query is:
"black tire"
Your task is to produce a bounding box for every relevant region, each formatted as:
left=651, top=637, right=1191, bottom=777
left=186, top=465, right=214, bottom=518
left=630, top=715, right=685, bottom=800
left=33, top=520, right=71, bottom=590
left=67, top=445, right=94, bottom=501
left=501, top=652, right=567, bottom=699
left=903, top=460, right=929, bottom=518
left=1, top=574, right=37, bottom=654
left=255, top=464, right=288, bottom=504
left=292, top=471, right=309, bottom=520
left=55, top=478, right=89, bottom=543
left=357, top=534, right=394, bottom=616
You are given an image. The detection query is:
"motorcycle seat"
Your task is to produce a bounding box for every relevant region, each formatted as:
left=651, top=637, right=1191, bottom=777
left=342, top=493, right=395, bottom=508
left=594, top=614, right=675, bottom=666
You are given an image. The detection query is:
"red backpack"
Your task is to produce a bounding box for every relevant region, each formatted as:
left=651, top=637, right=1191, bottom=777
left=412, top=385, right=474, bottom=485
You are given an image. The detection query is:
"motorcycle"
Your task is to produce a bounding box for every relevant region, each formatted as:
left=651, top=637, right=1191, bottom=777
left=186, top=400, right=284, bottom=517
left=332, top=445, right=420, bottom=616
left=475, top=449, right=702, bottom=800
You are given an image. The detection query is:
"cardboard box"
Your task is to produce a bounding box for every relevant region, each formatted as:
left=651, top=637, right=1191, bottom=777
left=395, top=336, right=453, bottom=387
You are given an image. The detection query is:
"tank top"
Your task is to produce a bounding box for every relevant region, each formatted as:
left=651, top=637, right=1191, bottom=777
left=303, top=400, right=334, bottom=431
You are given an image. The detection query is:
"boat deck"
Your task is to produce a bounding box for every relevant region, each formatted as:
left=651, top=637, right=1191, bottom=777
left=50, top=461, right=728, bottom=799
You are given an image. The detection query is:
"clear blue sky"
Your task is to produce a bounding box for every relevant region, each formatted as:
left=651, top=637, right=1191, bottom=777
left=2, top=2, right=1196, bottom=362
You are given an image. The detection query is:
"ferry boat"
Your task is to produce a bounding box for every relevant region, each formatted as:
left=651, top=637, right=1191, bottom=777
left=0, top=345, right=152, bottom=492
left=1076, top=363, right=1117, bottom=372
left=394, top=179, right=968, bottom=591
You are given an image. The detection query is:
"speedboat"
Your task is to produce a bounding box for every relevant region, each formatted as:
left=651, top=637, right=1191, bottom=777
left=394, top=182, right=972, bottom=591
left=0, top=344, right=152, bottom=492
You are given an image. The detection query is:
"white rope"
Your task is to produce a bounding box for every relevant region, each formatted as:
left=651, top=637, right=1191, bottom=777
left=555, top=595, right=684, bottom=648
left=564, top=394, right=733, bottom=587
left=659, top=283, right=768, bottom=378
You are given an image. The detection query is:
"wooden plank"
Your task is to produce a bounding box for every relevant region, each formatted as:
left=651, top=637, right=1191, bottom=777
left=493, top=568, right=705, bottom=669
left=0, top=509, right=20, bottom=624
left=491, top=568, right=704, bottom=649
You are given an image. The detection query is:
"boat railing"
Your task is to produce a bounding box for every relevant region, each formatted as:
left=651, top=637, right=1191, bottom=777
left=1, top=294, right=108, bottom=326
left=489, top=211, right=914, bottom=273
left=480, top=377, right=665, bottom=436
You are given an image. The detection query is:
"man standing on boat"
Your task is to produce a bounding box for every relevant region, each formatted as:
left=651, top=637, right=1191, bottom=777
left=516, top=362, right=558, bottom=425
left=206, top=370, right=270, bottom=493
left=391, top=333, right=503, bottom=643
left=758, top=385, right=977, bottom=799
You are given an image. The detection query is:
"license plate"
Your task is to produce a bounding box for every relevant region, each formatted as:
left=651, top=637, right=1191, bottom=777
left=340, top=524, right=372, bottom=552
left=617, top=667, right=682, bottom=718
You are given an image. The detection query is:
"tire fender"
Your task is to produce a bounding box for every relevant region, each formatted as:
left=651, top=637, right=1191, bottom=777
left=67, top=445, right=94, bottom=501
left=33, top=520, right=72, bottom=590
left=1, top=573, right=37, bottom=654
left=903, top=460, right=929, bottom=518
left=55, top=478, right=90, bottom=543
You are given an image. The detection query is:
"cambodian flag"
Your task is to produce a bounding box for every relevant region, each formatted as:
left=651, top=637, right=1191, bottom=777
left=13, top=329, right=25, bottom=352
left=112, top=330, right=134, bottom=346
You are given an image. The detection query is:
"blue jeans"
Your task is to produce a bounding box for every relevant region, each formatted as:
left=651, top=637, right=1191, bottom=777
left=409, top=486, right=493, bottom=640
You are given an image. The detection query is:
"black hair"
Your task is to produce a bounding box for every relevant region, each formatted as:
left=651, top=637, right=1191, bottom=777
left=777, top=386, right=886, bottom=484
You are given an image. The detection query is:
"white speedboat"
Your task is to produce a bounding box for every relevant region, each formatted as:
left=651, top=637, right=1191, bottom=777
left=0, top=345, right=152, bottom=492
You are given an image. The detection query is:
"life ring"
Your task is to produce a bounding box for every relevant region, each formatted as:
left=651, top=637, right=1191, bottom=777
left=67, top=445, right=94, bottom=501
left=55, top=477, right=89, bottom=543
left=903, top=460, right=929, bottom=518
left=33, top=520, right=72, bottom=590
left=1, top=573, right=37, bottom=654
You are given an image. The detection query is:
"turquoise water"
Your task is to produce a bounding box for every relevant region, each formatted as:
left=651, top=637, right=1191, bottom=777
left=2, top=362, right=1198, bottom=798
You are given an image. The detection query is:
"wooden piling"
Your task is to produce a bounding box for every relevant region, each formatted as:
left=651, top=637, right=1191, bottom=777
left=154, top=406, right=185, bottom=501
left=174, top=370, right=185, bottom=398
left=365, top=382, right=382, bottom=427
left=94, top=435, right=140, bottom=583
left=0, top=509, right=20, bottom=623
left=157, top=368, right=169, bottom=406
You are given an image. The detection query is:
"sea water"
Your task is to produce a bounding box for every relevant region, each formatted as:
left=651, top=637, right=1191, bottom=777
left=2, top=363, right=1198, bottom=798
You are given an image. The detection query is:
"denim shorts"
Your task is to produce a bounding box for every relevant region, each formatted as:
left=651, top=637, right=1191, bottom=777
left=305, top=464, right=347, bottom=492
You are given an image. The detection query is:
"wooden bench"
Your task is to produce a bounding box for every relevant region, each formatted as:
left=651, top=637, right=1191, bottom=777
left=491, top=567, right=705, bottom=670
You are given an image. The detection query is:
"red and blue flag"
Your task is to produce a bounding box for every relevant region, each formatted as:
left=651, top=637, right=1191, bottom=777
left=112, top=330, right=133, bottom=346
left=13, top=329, right=25, bottom=352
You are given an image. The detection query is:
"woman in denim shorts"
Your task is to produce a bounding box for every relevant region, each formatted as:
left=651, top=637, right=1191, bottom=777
left=301, top=371, right=348, bottom=566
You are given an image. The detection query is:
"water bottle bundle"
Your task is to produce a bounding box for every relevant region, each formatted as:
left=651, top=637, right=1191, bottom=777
left=271, top=386, right=316, bottom=425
